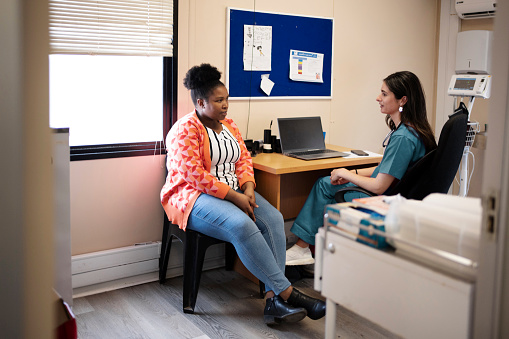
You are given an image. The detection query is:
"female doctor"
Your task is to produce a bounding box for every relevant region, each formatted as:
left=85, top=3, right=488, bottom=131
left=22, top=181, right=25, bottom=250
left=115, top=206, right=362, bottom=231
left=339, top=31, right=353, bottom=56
left=286, top=71, right=437, bottom=265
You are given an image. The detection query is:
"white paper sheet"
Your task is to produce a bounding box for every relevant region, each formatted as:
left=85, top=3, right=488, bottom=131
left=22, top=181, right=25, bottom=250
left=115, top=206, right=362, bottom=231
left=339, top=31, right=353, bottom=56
left=243, top=25, right=272, bottom=71
left=260, top=74, right=275, bottom=96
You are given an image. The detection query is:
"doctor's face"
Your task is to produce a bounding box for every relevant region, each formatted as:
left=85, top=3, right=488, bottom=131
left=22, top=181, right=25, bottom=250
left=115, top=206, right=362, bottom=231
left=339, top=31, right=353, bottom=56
left=376, top=81, right=402, bottom=116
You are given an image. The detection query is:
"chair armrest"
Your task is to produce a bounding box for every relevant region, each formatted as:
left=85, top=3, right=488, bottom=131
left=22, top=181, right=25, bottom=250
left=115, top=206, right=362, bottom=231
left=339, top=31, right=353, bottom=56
left=334, top=187, right=377, bottom=203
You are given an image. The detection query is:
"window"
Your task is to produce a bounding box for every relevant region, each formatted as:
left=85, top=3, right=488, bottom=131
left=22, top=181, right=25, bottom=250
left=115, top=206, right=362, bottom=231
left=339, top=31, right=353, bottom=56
left=50, top=55, right=163, bottom=146
left=49, top=0, right=175, bottom=160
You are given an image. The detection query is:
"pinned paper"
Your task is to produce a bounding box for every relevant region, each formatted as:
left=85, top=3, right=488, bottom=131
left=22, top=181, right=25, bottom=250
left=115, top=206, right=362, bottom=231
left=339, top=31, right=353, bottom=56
left=289, top=49, right=324, bottom=83
left=260, top=74, right=275, bottom=96
left=243, top=25, right=272, bottom=71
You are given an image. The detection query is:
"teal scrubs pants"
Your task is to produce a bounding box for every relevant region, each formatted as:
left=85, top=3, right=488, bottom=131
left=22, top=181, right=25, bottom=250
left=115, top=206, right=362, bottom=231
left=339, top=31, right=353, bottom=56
left=290, top=177, right=369, bottom=246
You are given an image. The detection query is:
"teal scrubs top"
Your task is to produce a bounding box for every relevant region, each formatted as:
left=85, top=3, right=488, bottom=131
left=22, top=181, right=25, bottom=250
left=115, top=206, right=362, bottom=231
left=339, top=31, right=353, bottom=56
left=290, top=123, right=427, bottom=245
left=372, top=124, right=426, bottom=186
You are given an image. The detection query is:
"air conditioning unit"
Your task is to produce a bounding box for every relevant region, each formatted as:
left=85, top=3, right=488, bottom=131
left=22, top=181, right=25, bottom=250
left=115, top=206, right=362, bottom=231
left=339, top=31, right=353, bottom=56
left=456, top=0, right=496, bottom=19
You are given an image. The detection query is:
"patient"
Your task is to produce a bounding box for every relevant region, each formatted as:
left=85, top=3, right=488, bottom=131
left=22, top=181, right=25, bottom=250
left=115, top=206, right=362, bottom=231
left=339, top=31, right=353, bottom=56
left=160, top=63, right=325, bottom=324
left=286, top=71, right=437, bottom=265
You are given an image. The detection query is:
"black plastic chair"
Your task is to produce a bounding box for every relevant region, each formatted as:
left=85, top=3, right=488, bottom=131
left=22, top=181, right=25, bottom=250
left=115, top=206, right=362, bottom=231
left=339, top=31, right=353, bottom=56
left=335, top=106, right=468, bottom=203
left=159, top=214, right=234, bottom=313
left=159, top=213, right=265, bottom=314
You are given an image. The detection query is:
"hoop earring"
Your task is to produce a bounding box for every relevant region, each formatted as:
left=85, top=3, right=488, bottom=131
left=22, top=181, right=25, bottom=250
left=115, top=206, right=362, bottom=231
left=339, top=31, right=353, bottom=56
left=399, top=106, right=403, bottom=113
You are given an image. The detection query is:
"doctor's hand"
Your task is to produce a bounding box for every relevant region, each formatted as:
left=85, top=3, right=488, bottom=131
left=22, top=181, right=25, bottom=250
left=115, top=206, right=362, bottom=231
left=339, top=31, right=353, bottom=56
left=330, top=168, right=351, bottom=185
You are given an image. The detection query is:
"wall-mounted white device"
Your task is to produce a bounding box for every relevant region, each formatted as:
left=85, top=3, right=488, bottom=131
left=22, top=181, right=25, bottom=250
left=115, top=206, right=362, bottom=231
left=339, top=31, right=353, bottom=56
left=456, top=30, right=493, bottom=74
left=455, top=0, right=496, bottom=19
left=448, top=74, right=491, bottom=98
left=448, top=73, right=491, bottom=197
left=449, top=28, right=493, bottom=198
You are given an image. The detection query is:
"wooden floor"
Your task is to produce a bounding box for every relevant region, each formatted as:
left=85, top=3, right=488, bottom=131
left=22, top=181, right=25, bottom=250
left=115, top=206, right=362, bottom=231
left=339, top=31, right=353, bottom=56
left=73, top=268, right=400, bottom=339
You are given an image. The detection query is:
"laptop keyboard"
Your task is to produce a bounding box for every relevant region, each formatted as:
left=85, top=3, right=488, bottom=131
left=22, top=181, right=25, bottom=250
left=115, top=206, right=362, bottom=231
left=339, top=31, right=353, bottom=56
left=290, top=149, right=337, bottom=156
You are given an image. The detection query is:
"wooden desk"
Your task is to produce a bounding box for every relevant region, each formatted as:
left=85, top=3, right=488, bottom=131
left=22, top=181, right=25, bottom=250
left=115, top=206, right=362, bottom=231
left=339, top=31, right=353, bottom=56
left=252, top=145, right=382, bottom=219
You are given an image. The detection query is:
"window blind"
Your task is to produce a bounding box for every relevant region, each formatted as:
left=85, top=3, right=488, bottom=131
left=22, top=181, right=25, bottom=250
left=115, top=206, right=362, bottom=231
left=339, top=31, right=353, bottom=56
left=49, top=0, right=173, bottom=56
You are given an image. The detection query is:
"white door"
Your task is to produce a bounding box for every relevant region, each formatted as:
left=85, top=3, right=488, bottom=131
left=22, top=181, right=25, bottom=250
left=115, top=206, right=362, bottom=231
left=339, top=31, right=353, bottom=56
left=473, top=0, right=509, bottom=337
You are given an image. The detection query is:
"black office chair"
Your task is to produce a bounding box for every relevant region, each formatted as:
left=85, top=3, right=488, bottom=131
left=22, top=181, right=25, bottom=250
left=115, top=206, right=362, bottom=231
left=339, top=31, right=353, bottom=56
left=335, top=106, right=468, bottom=203
left=159, top=214, right=237, bottom=313
left=159, top=209, right=266, bottom=314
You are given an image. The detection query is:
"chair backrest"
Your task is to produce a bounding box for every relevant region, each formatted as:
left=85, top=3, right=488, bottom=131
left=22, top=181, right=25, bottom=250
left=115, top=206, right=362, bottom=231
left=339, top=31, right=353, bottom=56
left=387, top=109, right=468, bottom=200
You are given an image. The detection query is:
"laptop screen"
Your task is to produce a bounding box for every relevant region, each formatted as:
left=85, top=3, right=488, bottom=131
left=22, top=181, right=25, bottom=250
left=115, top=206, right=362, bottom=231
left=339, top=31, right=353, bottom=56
left=278, top=117, right=326, bottom=153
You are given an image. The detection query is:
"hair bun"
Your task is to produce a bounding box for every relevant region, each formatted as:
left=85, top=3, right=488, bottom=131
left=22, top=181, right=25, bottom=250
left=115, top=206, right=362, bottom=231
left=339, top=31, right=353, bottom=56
left=183, top=63, right=222, bottom=90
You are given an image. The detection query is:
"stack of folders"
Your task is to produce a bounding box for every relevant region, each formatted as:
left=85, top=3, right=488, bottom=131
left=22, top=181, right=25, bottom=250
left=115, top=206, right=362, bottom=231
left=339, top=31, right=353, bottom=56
left=324, top=196, right=392, bottom=250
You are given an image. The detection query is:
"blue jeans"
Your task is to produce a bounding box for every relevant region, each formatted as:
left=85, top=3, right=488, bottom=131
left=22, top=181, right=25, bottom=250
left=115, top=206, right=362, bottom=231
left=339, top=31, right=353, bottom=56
left=290, top=176, right=369, bottom=246
left=187, top=189, right=291, bottom=295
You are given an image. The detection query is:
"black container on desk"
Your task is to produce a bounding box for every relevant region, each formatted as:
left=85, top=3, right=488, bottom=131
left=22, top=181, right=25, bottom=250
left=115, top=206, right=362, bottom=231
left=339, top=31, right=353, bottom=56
left=264, top=129, right=272, bottom=144
left=263, top=130, right=273, bottom=153
left=274, top=139, right=282, bottom=153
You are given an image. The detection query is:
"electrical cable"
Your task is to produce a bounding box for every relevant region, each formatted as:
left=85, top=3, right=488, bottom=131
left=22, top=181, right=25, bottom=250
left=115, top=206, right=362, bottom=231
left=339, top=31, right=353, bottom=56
left=153, top=139, right=166, bottom=168
left=466, top=150, right=475, bottom=195
left=244, top=0, right=257, bottom=140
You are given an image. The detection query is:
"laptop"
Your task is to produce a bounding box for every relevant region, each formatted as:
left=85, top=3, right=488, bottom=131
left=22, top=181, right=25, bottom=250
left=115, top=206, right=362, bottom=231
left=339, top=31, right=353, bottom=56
left=277, top=117, right=349, bottom=160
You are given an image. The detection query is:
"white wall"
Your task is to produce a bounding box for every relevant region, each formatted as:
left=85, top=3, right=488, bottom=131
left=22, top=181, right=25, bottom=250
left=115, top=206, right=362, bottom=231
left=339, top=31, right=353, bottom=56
left=0, top=0, right=54, bottom=337
left=71, top=0, right=440, bottom=254
left=330, top=1, right=439, bottom=155
left=1, top=1, right=25, bottom=333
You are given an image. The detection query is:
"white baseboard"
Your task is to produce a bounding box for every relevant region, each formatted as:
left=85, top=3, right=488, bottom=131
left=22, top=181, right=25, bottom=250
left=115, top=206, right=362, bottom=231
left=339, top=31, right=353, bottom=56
left=72, top=240, right=226, bottom=298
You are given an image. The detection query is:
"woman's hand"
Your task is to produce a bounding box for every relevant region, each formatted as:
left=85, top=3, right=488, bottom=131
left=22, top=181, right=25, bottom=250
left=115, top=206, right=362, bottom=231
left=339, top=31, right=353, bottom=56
left=241, top=182, right=258, bottom=210
left=226, top=187, right=257, bottom=221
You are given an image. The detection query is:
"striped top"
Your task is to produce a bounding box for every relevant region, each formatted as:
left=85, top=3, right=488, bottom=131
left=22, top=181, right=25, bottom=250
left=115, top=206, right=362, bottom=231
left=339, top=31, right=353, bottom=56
left=206, top=125, right=241, bottom=190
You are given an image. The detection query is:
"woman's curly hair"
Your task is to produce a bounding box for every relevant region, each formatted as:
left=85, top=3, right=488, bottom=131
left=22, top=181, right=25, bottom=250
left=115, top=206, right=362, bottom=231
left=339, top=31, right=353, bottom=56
left=183, top=63, right=224, bottom=106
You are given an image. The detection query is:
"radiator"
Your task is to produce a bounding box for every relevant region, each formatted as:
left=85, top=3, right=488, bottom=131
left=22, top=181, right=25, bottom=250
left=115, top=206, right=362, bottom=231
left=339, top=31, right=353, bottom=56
left=71, top=240, right=225, bottom=297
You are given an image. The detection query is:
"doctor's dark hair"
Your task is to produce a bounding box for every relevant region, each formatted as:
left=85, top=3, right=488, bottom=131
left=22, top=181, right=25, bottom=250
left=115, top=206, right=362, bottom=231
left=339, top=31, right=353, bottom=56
left=183, top=63, right=225, bottom=107
left=384, top=71, right=437, bottom=153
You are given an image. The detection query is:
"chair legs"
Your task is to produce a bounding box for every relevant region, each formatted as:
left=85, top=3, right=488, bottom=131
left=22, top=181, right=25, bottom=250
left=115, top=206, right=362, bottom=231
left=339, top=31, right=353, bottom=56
left=159, top=216, right=173, bottom=284
left=224, top=242, right=235, bottom=270
left=182, top=230, right=223, bottom=313
left=159, top=219, right=266, bottom=314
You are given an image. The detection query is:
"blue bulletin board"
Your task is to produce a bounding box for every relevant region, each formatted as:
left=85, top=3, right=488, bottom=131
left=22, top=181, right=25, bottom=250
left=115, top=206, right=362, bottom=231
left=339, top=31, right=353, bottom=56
left=226, top=8, right=334, bottom=99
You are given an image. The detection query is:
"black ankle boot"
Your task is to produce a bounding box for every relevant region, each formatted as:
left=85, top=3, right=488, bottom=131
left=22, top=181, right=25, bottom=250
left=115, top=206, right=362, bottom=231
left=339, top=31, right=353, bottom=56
left=287, top=288, right=326, bottom=320
left=264, top=295, right=307, bottom=325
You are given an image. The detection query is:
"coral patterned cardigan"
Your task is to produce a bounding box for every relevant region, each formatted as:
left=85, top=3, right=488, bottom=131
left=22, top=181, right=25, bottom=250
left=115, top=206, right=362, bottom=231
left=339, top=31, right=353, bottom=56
left=160, top=111, right=255, bottom=230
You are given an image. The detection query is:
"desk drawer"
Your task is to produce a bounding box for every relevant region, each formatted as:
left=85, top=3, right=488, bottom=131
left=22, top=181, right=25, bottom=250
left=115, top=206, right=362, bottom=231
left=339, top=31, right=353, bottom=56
left=320, top=231, right=473, bottom=339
